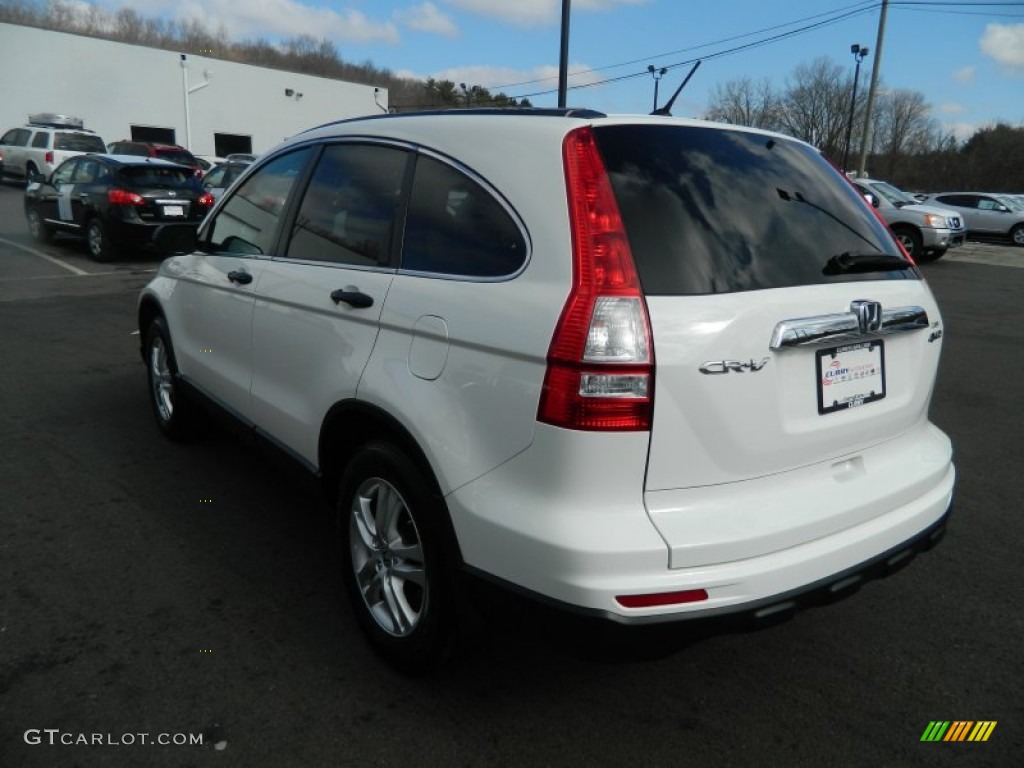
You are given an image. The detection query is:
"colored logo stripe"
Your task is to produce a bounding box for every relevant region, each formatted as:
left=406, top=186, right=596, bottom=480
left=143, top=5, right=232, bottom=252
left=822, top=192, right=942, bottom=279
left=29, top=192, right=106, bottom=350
left=968, top=722, right=997, bottom=742
left=920, top=721, right=996, bottom=742
left=921, top=721, right=949, bottom=741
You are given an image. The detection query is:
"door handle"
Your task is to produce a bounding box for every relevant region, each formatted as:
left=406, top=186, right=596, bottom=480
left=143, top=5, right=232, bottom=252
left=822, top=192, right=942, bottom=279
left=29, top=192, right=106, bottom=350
left=330, top=289, right=374, bottom=308
left=227, top=270, right=253, bottom=285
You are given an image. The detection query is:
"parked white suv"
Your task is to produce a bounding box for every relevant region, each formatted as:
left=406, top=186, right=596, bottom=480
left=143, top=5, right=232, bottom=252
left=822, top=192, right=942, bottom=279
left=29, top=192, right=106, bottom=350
left=138, top=109, right=955, bottom=672
left=0, top=114, right=107, bottom=182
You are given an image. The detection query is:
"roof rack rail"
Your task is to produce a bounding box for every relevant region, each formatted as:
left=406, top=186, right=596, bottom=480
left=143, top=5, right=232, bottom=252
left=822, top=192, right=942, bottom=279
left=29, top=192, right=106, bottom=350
left=302, top=106, right=607, bottom=135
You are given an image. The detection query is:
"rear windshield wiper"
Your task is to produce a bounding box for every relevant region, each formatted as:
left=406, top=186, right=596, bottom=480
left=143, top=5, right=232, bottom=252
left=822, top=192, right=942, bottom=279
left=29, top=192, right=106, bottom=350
left=823, top=252, right=912, bottom=275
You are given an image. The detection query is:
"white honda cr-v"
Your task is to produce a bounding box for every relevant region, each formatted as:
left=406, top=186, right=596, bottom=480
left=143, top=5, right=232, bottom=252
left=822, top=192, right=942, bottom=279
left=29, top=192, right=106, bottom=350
left=138, top=108, right=955, bottom=672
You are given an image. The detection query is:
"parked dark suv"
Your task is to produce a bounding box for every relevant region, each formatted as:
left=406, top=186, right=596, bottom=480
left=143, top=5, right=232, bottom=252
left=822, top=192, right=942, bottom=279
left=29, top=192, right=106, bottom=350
left=107, top=141, right=203, bottom=176
left=25, top=154, right=214, bottom=261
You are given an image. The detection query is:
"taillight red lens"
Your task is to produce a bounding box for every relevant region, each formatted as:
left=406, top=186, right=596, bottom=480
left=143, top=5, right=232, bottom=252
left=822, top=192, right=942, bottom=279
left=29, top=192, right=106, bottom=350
left=616, top=590, right=709, bottom=608
left=45, top=151, right=54, bottom=164
left=537, top=127, right=654, bottom=431
left=197, top=192, right=215, bottom=207
left=107, top=188, right=144, bottom=205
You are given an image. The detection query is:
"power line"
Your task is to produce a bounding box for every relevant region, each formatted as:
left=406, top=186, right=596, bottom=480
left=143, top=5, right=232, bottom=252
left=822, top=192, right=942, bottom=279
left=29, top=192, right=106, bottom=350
left=491, top=0, right=879, bottom=91
left=505, top=4, right=881, bottom=102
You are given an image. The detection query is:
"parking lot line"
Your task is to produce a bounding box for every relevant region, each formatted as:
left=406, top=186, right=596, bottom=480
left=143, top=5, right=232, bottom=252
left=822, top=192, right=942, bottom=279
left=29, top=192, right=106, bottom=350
left=0, top=234, right=89, bottom=276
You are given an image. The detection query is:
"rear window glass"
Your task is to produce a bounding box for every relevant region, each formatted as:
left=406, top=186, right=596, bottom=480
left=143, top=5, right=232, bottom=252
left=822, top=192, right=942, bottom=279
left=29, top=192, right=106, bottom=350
left=592, top=125, right=915, bottom=295
left=118, top=166, right=197, bottom=188
left=55, top=133, right=106, bottom=152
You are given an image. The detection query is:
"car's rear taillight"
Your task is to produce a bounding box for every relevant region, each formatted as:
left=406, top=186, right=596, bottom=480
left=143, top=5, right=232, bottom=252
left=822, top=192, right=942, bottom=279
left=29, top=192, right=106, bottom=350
left=108, top=188, right=144, bottom=205
left=197, top=192, right=215, bottom=207
left=537, top=126, right=654, bottom=432
left=45, top=151, right=54, bottom=165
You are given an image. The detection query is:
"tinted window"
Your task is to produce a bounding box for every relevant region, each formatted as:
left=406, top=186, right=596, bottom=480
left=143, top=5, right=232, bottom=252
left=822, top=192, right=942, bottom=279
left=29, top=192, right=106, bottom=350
left=55, top=133, right=106, bottom=152
left=286, top=143, right=407, bottom=266
left=935, top=195, right=974, bottom=208
left=31, top=132, right=49, bottom=149
left=593, top=125, right=914, bottom=295
left=71, top=158, right=103, bottom=184
left=977, top=198, right=1002, bottom=211
left=118, top=165, right=196, bottom=188
left=401, top=155, right=526, bottom=277
left=206, top=148, right=312, bottom=256
left=51, top=159, right=77, bottom=185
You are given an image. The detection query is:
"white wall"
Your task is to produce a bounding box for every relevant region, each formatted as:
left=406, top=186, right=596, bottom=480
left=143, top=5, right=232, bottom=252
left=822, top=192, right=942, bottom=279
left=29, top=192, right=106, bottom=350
left=0, top=23, right=388, bottom=157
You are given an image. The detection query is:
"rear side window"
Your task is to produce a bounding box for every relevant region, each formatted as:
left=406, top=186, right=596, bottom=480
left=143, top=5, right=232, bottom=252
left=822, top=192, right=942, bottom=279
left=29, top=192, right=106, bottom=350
left=593, top=125, right=913, bottom=295
left=31, top=132, right=50, bottom=149
left=286, top=143, right=408, bottom=267
left=205, top=148, right=312, bottom=256
left=401, top=154, right=526, bottom=277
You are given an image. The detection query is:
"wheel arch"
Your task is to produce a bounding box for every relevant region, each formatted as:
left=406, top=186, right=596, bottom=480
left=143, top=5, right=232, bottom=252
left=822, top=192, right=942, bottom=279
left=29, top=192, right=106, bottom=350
left=319, top=400, right=441, bottom=504
left=137, top=296, right=165, bottom=360
left=319, top=399, right=465, bottom=564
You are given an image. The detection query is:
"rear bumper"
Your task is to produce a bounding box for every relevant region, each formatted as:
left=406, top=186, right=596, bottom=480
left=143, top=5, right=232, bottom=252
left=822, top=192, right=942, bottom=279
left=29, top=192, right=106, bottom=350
left=463, top=501, right=951, bottom=628
left=447, top=422, right=954, bottom=623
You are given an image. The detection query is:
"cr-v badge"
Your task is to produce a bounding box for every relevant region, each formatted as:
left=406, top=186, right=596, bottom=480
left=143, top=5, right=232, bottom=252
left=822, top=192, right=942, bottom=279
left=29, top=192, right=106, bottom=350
left=699, top=358, right=770, bottom=375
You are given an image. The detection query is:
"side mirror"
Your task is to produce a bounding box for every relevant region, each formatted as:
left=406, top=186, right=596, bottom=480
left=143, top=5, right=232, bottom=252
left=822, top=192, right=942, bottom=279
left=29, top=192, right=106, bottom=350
left=153, top=223, right=199, bottom=256
left=861, top=192, right=879, bottom=208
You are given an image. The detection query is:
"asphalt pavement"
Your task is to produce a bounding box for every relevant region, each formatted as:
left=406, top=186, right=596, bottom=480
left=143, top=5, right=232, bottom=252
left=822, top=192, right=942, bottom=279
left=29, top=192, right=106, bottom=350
left=1, top=180, right=1022, bottom=767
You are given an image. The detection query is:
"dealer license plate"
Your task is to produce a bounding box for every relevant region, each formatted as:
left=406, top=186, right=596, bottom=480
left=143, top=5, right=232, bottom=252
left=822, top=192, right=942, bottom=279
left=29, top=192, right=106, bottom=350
left=816, top=340, right=885, bottom=415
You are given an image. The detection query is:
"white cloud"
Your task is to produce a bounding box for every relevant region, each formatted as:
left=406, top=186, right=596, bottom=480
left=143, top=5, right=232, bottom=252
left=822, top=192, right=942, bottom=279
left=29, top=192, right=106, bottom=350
left=952, top=66, right=975, bottom=84
left=99, top=0, right=399, bottom=44
left=395, top=2, right=458, bottom=38
left=943, top=121, right=978, bottom=141
left=939, top=103, right=967, bottom=115
left=442, top=0, right=647, bottom=28
left=980, top=23, right=1024, bottom=69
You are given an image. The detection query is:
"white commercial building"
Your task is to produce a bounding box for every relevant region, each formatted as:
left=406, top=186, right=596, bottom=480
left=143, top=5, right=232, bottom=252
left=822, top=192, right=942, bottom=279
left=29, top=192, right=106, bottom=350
left=0, top=23, right=388, bottom=158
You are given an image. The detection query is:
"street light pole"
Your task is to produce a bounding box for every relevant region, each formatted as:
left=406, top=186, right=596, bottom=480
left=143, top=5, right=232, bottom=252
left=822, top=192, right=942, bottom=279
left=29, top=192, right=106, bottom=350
left=647, top=65, right=667, bottom=113
left=842, top=44, right=869, bottom=174
left=180, top=54, right=210, bottom=151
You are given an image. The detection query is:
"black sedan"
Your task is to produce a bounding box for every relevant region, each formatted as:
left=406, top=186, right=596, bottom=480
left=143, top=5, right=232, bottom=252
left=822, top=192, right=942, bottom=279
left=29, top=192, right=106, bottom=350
left=24, top=154, right=214, bottom=261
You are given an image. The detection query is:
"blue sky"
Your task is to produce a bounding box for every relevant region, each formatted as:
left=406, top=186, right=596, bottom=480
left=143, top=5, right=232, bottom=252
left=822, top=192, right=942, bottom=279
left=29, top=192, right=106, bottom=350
left=79, top=1, right=1024, bottom=137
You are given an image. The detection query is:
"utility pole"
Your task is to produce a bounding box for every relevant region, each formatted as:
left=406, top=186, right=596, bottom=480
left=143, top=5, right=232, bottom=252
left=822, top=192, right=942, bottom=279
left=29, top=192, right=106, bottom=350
left=558, top=0, right=571, bottom=108
left=856, top=0, right=888, bottom=177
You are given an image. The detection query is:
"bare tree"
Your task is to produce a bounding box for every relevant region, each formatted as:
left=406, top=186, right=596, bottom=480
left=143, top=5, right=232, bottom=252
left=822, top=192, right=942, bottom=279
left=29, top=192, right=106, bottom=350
left=705, top=77, right=783, bottom=131
left=874, top=89, right=933, bottom=177
left=778, top=57, right=852, bottom=158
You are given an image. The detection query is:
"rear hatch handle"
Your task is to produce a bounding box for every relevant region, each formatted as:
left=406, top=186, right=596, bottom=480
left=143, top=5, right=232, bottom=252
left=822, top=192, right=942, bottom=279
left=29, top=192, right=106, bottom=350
left=770, top=302, right=929, bottom=350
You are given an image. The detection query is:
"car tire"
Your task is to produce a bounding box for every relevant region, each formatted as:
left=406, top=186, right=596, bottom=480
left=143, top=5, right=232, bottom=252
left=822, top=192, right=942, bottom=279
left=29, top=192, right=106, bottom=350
left=144, top=317, right=201, bottom=440
left=26, top=207, right=53, bottom=243
left=891, top=226, right=923, bottom=261
left=24, top=161, right=38, bottom=182
left=337, top=441, right=457, bottom=675
left=86, top=217, right=116, bottom=262
left=1010, top=224, right=1024, bottom=247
